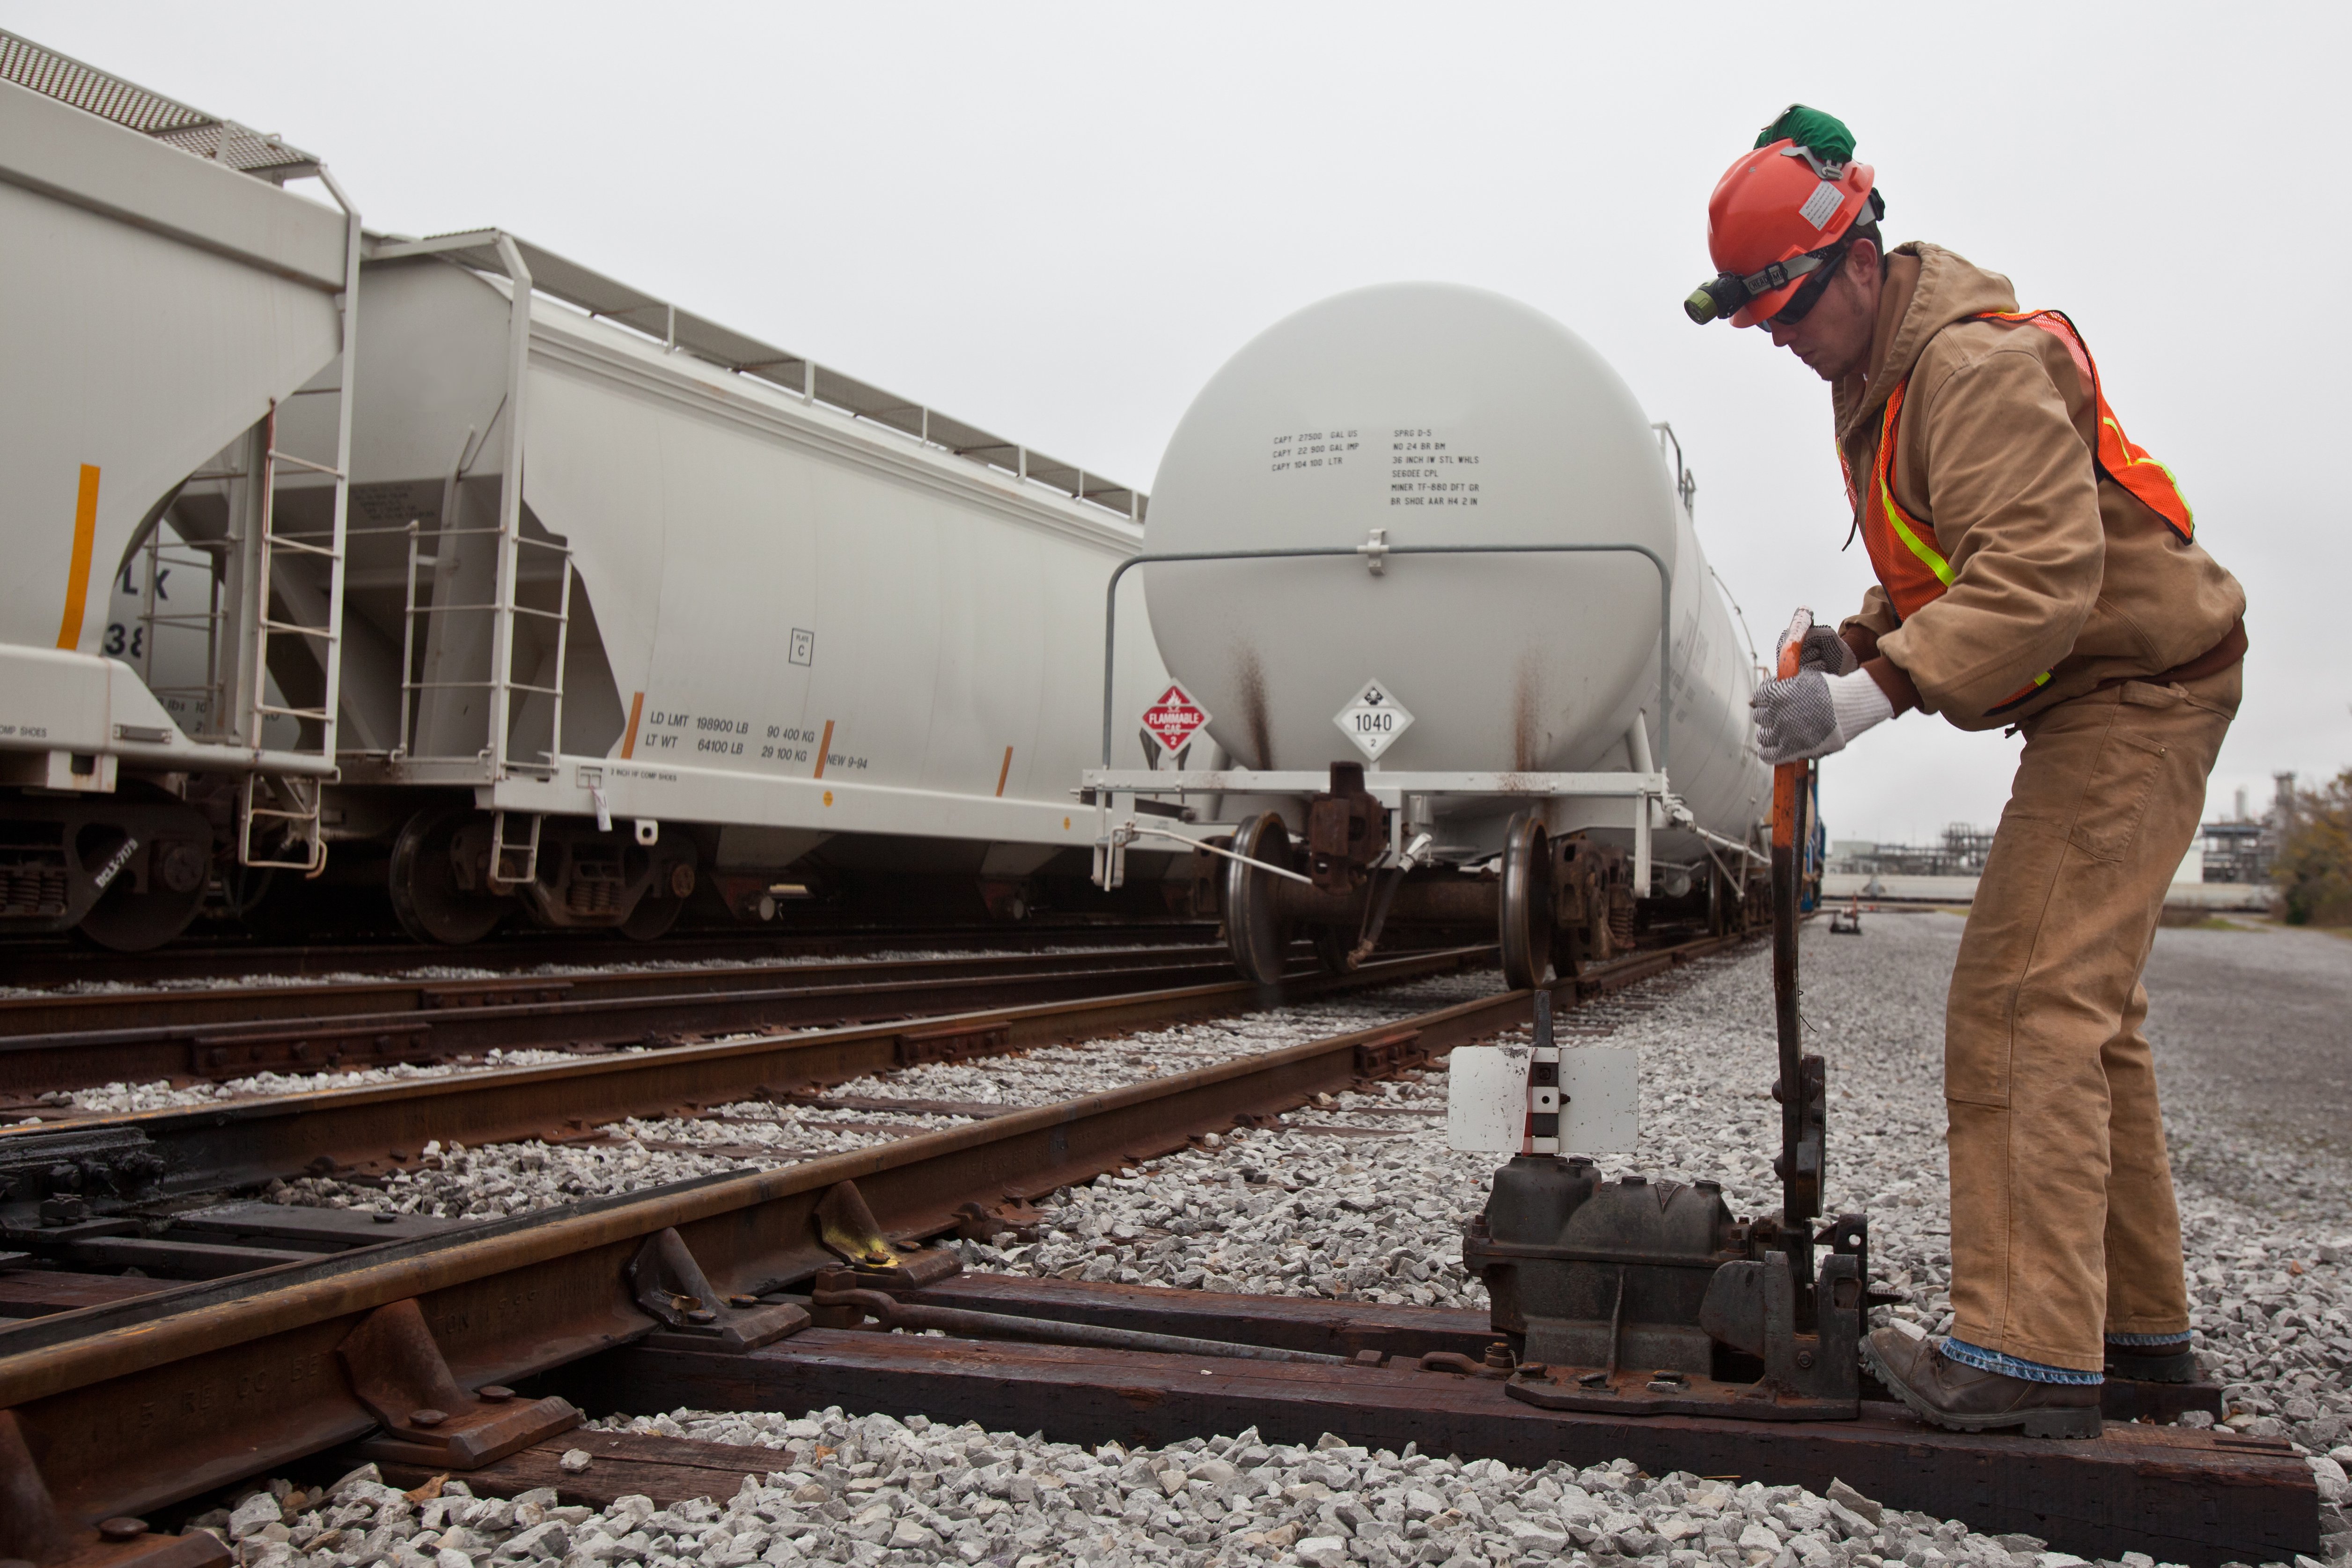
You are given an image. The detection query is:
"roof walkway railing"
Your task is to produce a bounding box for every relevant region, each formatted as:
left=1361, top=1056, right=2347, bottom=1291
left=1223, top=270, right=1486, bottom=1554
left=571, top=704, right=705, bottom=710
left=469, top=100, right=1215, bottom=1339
left=0, top=28, right=323, bottom=182
left=368, top=228, right=1148, bottom=525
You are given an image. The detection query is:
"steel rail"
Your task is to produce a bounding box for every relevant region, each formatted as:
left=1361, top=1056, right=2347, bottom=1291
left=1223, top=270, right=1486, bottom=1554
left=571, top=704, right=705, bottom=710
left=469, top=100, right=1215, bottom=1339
left=0, top=923, right=2299, bottom=1568
left=0, top=941, right=1242, bottom=1040
left=0, top=946, right=1492, bottom=1207
left=0, top=919, right=1220, bottom=990
left=0, top=940, right=1732, bottom=1537
left=0, top=942, right=1285, bottom=1092
left=589, top=1325, right=2311, bottom=1568
left=8, top=925, right=2316, bottom=1568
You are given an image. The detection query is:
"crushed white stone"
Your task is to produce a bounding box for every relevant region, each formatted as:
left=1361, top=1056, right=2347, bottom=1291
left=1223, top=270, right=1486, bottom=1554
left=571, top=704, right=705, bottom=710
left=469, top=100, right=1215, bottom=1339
left=172, top=919, right=2352, bottom=1563
left=260, top=972, right=1503, bottom=1224
left=953, top=916, right=2352, bottom=1466
left=14, top=947, right=1201, bottom=1117
left=193, top=1414, right=2342, bottom=1568
left=42, top=1050, right=592, bottom=1116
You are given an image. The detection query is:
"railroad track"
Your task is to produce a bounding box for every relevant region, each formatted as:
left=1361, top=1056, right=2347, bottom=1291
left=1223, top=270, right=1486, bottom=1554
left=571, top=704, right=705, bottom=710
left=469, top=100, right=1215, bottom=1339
left=0, top=919, right=1220, bottom=991
left=0, top=944, right=1486, bottom=1216
left=0, top=933, right=2317, bottom=1568
left=0, top=939, right=1310, bottom=1096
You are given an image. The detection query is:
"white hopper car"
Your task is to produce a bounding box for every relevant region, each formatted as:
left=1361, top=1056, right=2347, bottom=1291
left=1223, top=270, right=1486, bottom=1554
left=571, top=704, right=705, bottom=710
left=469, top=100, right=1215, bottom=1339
left=1087, top=283, right=1773, bottom=985
left=0, top=33, right=360, bottom=950
left=314, top=233, right=1178, bottom=942
left=0, top=33, right=1183, bottom=948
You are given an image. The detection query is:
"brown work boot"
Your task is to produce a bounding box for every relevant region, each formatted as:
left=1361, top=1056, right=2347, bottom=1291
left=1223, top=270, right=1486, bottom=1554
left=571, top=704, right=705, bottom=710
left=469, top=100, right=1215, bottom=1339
left=2104, top=1337, right=2197, bottom=1383
left=1863, top=1328, right=2102, bottom=1438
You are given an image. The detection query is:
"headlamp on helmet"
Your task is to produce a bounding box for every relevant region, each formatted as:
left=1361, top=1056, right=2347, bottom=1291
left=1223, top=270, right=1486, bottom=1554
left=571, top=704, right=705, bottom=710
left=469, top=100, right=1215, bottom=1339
left=1686, top=250, right=1835, bottom=326
left=1685, top=186, right=1883, bottom=326
left=1686, top=105, right=1882, bottom=328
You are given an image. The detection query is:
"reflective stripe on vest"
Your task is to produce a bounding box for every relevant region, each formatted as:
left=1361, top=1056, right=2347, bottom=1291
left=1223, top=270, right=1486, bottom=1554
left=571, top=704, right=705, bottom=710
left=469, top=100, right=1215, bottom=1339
left=1859, top=379, right=1951, bottom=620
left=1840, top=309, right=2195, bottom=710
left=1979, top=310, right=2195, bottom=543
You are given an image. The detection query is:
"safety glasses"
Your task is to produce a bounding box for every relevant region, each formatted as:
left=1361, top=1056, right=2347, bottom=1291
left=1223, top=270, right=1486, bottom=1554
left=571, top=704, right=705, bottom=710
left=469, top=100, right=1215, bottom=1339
left=1766, top=240, right=1851, bottom=328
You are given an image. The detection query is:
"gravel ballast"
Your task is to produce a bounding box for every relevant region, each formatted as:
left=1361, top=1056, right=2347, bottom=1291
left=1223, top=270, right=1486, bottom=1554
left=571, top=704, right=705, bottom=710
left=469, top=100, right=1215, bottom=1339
left=958, top=919, right=2352, bottom=1455
left=261, top=972, right=1503, bottom=1223
left=193, top=1412, right=2350, bottom=1568
left=178, top=917, right=2352, bottom=1563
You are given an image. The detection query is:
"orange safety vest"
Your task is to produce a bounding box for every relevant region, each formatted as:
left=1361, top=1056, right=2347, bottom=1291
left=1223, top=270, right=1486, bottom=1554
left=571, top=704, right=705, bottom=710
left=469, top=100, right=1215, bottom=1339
left=1843, top=309, right=2195, bottom=709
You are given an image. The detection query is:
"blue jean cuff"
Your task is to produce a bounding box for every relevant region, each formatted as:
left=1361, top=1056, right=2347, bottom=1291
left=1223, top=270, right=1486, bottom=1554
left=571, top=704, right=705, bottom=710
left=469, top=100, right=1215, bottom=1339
left=2104, top=1331, right=2190, bottom=1347
left=1940, top=1336, right=2103, bottom=1385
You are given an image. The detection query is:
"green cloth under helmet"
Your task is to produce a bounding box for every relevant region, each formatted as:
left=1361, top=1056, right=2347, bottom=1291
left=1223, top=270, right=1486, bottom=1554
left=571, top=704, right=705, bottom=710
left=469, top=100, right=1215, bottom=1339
left=1754, top=104, right=1856, bottom=165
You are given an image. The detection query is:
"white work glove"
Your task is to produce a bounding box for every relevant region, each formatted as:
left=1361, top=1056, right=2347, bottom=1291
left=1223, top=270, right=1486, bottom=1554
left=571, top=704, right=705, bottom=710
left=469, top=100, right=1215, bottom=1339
left=1775, top=621, right=1860, bottom=676
left=1751, top=667, right=1893, bottom=764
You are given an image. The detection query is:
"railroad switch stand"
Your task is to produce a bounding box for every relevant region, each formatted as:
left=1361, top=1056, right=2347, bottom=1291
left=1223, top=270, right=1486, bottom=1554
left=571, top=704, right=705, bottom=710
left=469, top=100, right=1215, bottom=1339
left=1458, top=714, right=1878, bottom=1420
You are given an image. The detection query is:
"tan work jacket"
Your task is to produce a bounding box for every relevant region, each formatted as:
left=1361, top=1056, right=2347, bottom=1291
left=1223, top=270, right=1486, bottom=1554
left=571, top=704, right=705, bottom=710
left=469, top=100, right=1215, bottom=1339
left=1833, top=243, right=2245, bottom=729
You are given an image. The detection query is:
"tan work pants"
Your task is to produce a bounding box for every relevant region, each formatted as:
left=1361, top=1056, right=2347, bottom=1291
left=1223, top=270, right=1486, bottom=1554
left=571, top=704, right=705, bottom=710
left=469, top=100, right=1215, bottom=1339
left=1944, top=666, right=2238, bottom=1373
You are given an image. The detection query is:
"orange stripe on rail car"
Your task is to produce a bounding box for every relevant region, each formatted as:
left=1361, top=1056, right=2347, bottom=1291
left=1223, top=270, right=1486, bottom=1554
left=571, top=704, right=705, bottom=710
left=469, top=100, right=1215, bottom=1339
left=996, top=745, right=1014, bottom=797
left=813, top=720, right=835, bottom=780
left=621, top=691, right=645, bottom=758
left=55, top=465, right=100, bottom=650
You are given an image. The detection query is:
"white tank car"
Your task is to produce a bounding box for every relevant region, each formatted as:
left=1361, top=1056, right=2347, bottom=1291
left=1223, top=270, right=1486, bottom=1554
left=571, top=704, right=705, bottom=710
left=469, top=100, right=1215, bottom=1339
left=1088, top=283, right=1771, bottom=984
left=316, top=235, right=1176, bottom=942
left=0, top=33, right=360, bottom=948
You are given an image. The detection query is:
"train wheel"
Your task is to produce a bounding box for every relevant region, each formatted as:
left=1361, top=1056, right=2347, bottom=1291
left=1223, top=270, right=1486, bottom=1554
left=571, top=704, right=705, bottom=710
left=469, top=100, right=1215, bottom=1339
left=1498, top=810, right=1553, bottom=989
left=77, top=813, right=209, bottom=952
left=1311, top=924, right=1359, bottom=975
left=389, top=806, right=506, bottom=945
left=620, top=858, right=696, bottom=941
left=1224, top=813, right=1293, bottom=985
left=619, top=894, right=684, bottom=941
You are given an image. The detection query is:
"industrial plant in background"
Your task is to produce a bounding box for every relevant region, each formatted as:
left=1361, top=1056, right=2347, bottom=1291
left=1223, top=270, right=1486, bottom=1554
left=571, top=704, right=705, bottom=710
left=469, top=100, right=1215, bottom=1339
left=1826, top=824, right=1994, bottom=881
left=1829, top=779, right=2309, bottom=885
left=1822, top=774, right=2314, bottom=916
left=2194, top=773, right=2304, bottom=888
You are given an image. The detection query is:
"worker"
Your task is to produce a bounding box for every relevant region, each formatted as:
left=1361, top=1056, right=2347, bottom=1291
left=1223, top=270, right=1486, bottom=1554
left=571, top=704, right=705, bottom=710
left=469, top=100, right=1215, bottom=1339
left=1688, top=107, right=2247, bottom=1437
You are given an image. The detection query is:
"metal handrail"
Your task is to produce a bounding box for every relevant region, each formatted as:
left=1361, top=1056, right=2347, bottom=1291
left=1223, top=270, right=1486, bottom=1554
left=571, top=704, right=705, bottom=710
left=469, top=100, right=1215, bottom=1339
left=1097, top=541, right=1675, bottom=774
left=345, top=523, right=573, bottom=549
left=399, top=602, right=569, bottom=620
left=265, top=449, right=344, bottom=479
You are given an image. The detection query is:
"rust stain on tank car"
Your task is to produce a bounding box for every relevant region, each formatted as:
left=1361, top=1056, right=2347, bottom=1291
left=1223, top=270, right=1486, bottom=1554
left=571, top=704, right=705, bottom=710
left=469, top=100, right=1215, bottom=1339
left=1512, top=653, right=1543, bottom=773
left=1233, top=647, right=1275, bottom=771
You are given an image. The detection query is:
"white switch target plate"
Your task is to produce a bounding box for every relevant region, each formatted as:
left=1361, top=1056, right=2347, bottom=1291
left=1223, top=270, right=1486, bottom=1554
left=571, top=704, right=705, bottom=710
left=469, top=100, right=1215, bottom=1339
left=1446, top=1044, right=1640, bottom=1156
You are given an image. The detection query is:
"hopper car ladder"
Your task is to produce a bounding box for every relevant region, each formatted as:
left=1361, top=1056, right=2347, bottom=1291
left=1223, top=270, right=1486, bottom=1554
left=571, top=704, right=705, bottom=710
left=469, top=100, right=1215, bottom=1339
left=235, top=398, right=349, bottom=875
left=390, top=523, right=575, bottom=786
left=235, top=166, right=361, bottom=874
left=386, top=516, right=575, bottom=887
left=371, top=232, right=575, bottom=889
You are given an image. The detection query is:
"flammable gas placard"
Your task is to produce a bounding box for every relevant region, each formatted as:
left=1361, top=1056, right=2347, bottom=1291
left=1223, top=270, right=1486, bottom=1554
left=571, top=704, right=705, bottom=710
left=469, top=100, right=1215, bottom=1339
left=1140, top=682, right=1212, bottom=757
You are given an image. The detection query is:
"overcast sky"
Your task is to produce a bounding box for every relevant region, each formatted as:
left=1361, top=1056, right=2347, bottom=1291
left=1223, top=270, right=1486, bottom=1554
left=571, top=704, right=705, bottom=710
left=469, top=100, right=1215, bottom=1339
left=14, top=2, right=2344, bottom=846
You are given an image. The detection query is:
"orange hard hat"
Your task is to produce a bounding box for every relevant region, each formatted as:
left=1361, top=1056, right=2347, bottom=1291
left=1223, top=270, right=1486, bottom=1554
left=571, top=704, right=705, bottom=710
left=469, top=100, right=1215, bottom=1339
left=1686, top=107, right=1882, bottom=327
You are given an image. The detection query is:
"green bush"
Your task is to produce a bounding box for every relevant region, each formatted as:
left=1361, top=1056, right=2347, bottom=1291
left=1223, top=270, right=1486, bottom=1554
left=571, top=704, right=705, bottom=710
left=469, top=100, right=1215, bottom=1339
left=2275, top=767, right=2352, bottom=926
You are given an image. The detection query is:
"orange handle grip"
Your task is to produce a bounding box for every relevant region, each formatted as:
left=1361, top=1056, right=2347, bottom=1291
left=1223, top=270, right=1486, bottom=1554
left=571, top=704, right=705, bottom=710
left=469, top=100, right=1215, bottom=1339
left=1771, top=609, right=1814, bottom=851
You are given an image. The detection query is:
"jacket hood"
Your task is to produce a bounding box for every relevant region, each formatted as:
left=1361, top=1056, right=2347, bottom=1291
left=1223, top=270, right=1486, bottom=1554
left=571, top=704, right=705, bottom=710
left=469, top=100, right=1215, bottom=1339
left=1834, top=242, right=2020, bottom=442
